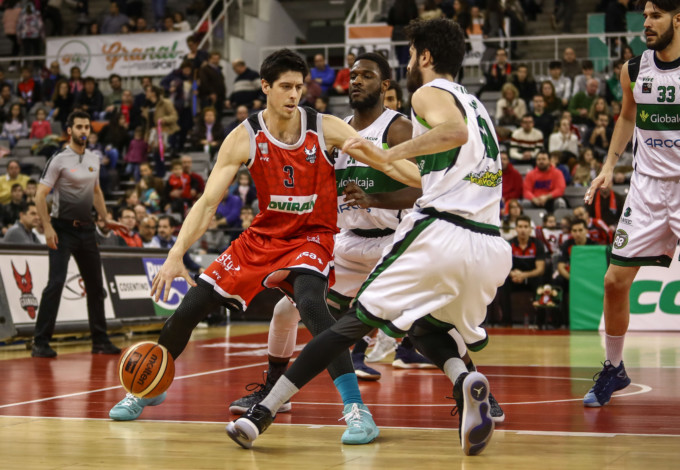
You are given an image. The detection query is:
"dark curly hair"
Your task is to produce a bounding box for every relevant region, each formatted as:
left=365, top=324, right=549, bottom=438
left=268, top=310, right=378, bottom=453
left=636, top=0, right=680, bottom=12
left=260, top=49, right=309, bottom=85
left=355, top=52, right=392, bottom=81
left=404, top=18, right=466, bottom=78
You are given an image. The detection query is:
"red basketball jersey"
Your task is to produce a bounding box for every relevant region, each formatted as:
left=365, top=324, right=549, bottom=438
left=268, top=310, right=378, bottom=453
left=244, top=107, right=338, bottom=239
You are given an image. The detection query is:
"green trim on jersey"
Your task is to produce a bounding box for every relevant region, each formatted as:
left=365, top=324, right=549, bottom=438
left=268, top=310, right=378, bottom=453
left=630, top=82, right=635, bottom=91
left=416, top=147, right=461, bottom=177
left=356, top=305, right=407, bottom=338
left=335, top=165, right=409, bottom=195
left=356, top=216, right=436, bottom=300
left=327, top=289, right=353, bottom=313
left=636, top=103, right=680, bottom=131
left=414, top=113, right=432, bottom=129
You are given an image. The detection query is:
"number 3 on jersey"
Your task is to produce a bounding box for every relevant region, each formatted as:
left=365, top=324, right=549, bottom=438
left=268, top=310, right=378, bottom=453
left=283, top=165, right=295, bottom=188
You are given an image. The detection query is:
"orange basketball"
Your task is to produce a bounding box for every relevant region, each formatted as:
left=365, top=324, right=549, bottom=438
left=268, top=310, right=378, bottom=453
left=118, top=342, right=175, bottom=398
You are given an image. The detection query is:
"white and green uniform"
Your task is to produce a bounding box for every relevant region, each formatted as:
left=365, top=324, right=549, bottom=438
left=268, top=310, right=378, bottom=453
left=329, top=109, right=409, bottom=312
left=611, top=50, right=680, bottom=267
left=355, top=79, right=512, bottom=350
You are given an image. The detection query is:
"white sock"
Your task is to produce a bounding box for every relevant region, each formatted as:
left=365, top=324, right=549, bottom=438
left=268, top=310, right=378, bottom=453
left=605, top=334, right=625, bottom=367
left=443, top=357, right=468, bottom=386
left=259, top=375, right=299, bottom=417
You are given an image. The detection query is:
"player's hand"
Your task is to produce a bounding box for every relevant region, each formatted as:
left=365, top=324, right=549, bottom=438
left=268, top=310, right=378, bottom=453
left=585, top=170, right=613, bottom=205
left=106, top=219, right=129, bottom=235
left=44, top=224, right=58, bottom=250
left=150, top=255, right=197, bottom=302
left=343, top=181, right=374, bottom=208
left=342, top=137, right=388, bottom=164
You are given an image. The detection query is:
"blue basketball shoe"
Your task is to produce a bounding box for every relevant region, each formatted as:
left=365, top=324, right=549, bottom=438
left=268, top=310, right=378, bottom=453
left=583, top=360, right=631, bottom=407
left=453, top=372, right=494, bottom=456
left=109, top=392, right=167, bottom=421
left=340, top=403, right=380, bottom=445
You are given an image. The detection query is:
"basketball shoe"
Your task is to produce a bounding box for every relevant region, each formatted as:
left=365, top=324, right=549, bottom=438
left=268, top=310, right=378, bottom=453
left=226, top=404, right=274, bottom=449
left=340, top=403, right=380, bottom=445
left=583, top=360, right=631, bottom=407
left=109, top=392, right=167, bottom=421
left=352, top=352, right=381, bottom=381
left=452, top=372, right=494, bottom=456
left=365, top=330, right=397, bottom=362
left=229, top=372, right=292, bottom=415
left=392, top=344, right=437, bottom=369
left=488, top=393, right=505, bottom=423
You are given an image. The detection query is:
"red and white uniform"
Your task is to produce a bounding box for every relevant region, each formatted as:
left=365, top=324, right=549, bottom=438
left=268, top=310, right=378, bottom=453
left=200, top=107, right=338, bottom=311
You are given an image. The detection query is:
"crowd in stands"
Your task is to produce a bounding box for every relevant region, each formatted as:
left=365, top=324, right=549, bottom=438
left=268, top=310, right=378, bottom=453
left=0, top=0, right=641, bottom=328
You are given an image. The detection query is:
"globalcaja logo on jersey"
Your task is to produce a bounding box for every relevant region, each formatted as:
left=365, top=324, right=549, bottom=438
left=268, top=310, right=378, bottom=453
left=268, top=194, right=318, bottom=214
left=11, top=261, right=38, bottom=319
left=613, top=229, right=629, bottom=249
left=304, top=145, right=317, bottom=164
left=463, top=169, right=502, bottom=188
left=637, top=104, right=680, bottom=131
left=639, top=110, right=650, bottom=122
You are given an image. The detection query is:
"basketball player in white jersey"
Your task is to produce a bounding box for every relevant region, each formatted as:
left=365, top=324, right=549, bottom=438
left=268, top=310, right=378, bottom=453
left=227, top=19, right=511, bottom=456
left=583, top=0, right=680, bottom=407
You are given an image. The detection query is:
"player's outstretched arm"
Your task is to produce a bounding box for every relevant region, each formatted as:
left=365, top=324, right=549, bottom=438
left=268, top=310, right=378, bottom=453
left=361, top=86, right=468, bottom=164
left=151, top=126, right=249, bottom=302
left=586, top=61, right=635, bottom=204
left=322, top=114, right=422, bottom=188
left=343, top=181, right=422, bottom=210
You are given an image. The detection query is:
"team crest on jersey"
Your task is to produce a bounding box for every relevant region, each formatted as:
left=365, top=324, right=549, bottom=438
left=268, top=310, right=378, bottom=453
left=268, top=194, right=318, bottom=214
left=642, top=82, right=653, bottom=94
left=258, top=142, right=269, bottom=155
left=304, top=145, right=317, bottom=164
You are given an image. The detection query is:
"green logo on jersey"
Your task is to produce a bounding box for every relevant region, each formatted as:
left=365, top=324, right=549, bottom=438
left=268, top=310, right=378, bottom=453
left=463, top=169, right=502, bottom=188
left=624, top=207, right=631, bottom=217
left=639, top=110, right=650, bottom=122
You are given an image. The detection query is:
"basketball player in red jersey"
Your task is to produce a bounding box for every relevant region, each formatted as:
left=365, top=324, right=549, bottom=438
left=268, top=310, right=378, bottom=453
left=109, top=49, right=421, bottom=445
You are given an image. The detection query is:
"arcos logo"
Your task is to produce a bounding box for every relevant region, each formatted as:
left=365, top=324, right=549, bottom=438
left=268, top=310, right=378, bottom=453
left=630, top=280, right=680, bottom=314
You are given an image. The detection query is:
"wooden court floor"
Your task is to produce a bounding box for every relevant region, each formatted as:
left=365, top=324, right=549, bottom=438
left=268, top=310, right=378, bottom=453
left=1, top=325, right=679, bottom=469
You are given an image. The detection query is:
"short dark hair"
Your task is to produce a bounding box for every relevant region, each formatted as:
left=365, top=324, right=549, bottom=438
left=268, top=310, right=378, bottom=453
left=636, top=0, right=680, bottom=12
left=260, top=49, right=308, bottom=85
left=355, top=52, right=392, bottom=81
left=516, top=215, right=532, bottom=226
left=582, top=60, right=594, bottom=70
left=19, top=201, right=35, bottom=214
left=549, top=61, right=562, bottom=70
left=27, top=178, right=37, bottom=185
left=405, top=18, right=466, bottom=78
left=66, top=110, right=91, bottom=129
left=158, top=214, right=177, bottom=227
left=543, top=212, right=555, bottom=224
left=387, top=79, right=403, bottom=103
left=84, top=76, right=96, bottom=84
left=109, top=73, right=121, bottom=83
left=11, top=183, right=23, bottom=192
left=570, top=218, right=587, bottom=230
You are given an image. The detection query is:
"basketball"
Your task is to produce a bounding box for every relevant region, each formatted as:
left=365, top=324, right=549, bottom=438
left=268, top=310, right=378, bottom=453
left=118, top=342, right=175, bottom=398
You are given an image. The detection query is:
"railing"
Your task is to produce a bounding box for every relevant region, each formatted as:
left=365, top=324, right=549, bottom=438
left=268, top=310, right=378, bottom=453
left=194, top=0, right=238, bottom=57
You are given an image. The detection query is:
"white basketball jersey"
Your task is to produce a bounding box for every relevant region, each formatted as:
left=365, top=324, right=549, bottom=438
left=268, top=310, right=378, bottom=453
left=411, top=79, right=502, bottom=228
left=335, top=109, right=410, bottom=230
left=632, top=50, right=680, bottom=178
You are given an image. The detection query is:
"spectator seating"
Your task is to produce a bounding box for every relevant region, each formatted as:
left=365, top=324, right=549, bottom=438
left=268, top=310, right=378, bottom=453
left=514, top=163, right=533, bottom=176
left=563, top=185, right=587, bottom=208
left=523, top=208, right=547, bottom=227
left=554, top=207, right=573, bottom=222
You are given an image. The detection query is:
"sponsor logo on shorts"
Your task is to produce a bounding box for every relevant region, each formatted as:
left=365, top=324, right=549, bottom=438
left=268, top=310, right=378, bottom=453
left=463, top=169, right=502, bottom=188
left=268, top=194, right=317, bottom=214
left=613, top=229, right=629, bottom=249
left=295, top=251, right=325, bottom=266
left=215, top=253, right=241, bottom=272
left=307, top=235, right=320, bottom=244
left=624, top=207, right=631, bottom=217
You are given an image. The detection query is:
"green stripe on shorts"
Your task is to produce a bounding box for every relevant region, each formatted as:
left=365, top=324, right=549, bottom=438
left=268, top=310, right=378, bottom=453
left=356, top=305, right=407, bottom=338
left=356, top=216, right=436, bottom=300
left=611, top=253, right=672, bottom=268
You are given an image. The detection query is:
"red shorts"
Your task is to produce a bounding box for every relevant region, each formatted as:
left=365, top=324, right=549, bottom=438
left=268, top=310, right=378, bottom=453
left=198, top=229, right=335, bottom=310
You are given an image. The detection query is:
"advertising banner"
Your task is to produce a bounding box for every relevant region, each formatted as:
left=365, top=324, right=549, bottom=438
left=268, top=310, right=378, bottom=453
left=103, top=257, right=190, bottom=318
left=570, top=245, right=680, bottom=331
left=0, top=254, right=115, bottom=326
left=45, top=32, right=193, bottom=78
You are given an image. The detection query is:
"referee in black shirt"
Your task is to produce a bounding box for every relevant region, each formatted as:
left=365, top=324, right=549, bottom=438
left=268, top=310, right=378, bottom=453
left=32, top=111, right=128, bottom=358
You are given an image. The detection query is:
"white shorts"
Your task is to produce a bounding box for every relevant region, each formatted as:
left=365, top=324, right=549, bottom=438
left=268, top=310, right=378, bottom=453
left=611, top=172, right=680, bottom=267
left=327, top=229, right=394, bottom=312
left=355, top=212, right=512, bottom=350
